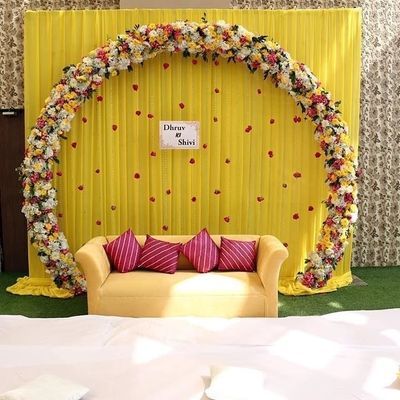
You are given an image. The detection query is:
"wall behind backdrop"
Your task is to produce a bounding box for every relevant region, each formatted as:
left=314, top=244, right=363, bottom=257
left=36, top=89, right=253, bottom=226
left=1, top=0, right=399, bottom=272
left=22, top=9, right=360, bottom=295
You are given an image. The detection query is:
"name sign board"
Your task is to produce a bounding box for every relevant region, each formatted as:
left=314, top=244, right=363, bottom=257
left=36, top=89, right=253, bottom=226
left=160, top=121, right=200, bottom=149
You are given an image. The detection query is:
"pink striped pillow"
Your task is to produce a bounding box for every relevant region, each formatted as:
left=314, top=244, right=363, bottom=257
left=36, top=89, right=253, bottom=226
left=218, top=237, right=257, bottom=272
left=103, top=229, right=142, bottom=273
left=182, top=228, right=219, bottom=273
left=138, top=235, right=181, bottom=274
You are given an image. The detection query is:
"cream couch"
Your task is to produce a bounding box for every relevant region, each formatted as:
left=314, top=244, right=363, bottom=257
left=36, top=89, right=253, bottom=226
left=75, top=234, right=288, bottom=318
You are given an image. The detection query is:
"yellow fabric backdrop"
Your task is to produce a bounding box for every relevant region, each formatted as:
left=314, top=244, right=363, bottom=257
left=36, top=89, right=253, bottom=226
left=13, top=8, right=361, bottom=297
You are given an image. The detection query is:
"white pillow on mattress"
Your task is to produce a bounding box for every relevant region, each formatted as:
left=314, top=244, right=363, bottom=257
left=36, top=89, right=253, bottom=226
left=0, top=374, right=89, bottom=400
left=205, top=365, right=265, bottom=400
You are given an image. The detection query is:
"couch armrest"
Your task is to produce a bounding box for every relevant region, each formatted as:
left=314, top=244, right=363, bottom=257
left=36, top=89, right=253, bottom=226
left=75, top=241, right=111, bottom=314
left=256, top=235, right=289, bottom=317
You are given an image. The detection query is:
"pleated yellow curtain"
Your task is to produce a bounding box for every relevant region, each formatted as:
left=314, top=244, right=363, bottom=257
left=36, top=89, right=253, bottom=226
left=14, top=8, right=360, bottom=297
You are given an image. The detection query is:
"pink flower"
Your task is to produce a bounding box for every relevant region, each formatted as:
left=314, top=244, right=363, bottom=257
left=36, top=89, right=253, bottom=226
left=302, top=272, right=315, bottom=288
left=267, top=53, right=277, bottom=64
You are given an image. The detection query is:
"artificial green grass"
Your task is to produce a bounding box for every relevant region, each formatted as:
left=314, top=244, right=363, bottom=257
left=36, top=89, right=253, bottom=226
left=0, top=267, right=399, bottom=318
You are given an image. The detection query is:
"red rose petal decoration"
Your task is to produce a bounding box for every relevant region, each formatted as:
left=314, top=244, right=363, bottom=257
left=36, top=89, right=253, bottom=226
left=111, top=205, right=117, bottom=211
left=293, top=172, right=302, bottom=178
left=213, top=117, right=218, bottom=122
left=244, top=125, right=252, bottom=133
left=149, top=196, right=156, bottom=202
left=163, top=63, right=169, bottom=70
left=293, top=213, right=300, bottom=220
left=224, top=216, right=230, bottom=223
left=315, top=152, right=322, bottom=158
left=132, top=84, right=139, bottom=91
left=95, top=169, right=100, bottom=174
left=162, top=225, right=168, bottom=231
left=78, top=185, right=84, bottom=191
left=214, top=189, right=221, bottom=195
left=134, top=173, right=140, bottom=179
left=192, top=59, right=198, bottom=65
left=56, top=171, right=62, bottom=177
left=214, top=88, right=220, bottom=94
left=202, top=143, right=208, bottom=149
left=71, top=142, right=77, bottom=148
left=257, top=196, right=264, bottom=202
left=268, top=150, right=273, bottom=158
left=308, top=206, right=314, bottom=211
left=257, top=89, right=262, bottom=94
left=96, top=95, right=103, bottom=102
left=270, top=118, right=275, bottom=124
left=191, top=196, right=197, bottom=202
left=147, top=113, right=154, bottom=119
left=112, top=124, right=118, bottom=131
left=225, top=158, right=231, bottom=164
left=82, top=117, right=88, bottom=123
left=282, top=183, right=288, bottom=188
left=135, top=110, right=141, bottom=116
left=179, top=102, right=185, bottom=109
left=96, top=220, right=101, bottom=226
left=214, top=60, right=219, bottom=66
left=166, top=189, right=171, bottom=195
left=283, top=242, right=289, bottom=248
left=150, top=151, right=156, bottom=157
left=189, top=158, right=195, bottom=164
left=58, top=213, right=63, bottom=218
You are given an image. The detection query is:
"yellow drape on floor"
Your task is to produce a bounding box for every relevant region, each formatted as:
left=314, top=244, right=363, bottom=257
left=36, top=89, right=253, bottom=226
left=9, top=9, right=361, bottom=297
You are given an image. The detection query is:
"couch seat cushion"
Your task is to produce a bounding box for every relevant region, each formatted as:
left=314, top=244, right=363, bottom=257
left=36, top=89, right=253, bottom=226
left=101, top=271, right=264, bottom=297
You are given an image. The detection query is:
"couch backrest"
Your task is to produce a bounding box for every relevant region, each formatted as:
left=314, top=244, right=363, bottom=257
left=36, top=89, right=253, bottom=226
left=101, top=234, right=261, bottom=270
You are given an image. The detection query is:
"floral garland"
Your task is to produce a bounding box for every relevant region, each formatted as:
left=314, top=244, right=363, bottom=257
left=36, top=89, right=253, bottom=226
left=20, top=19, right=358, bottom=295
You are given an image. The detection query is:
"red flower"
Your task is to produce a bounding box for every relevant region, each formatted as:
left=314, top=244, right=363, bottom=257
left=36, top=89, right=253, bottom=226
left=82, top=117, right=88, bottom=123
left=96, top=95, right=103, bottom=102
left=132, top=84, right=139, bottom=91
left=293, top=213, right=299, bottom=220
left=192, top=59, right=198, bottom=65
left=191, top=196, right=197, bottom=202
left=308, top=206, right=314, bottom=211
left=315, top=152, right=322, bottom=158
left=163, top=63, right=169, bottom=70
left=224, top=216, right=230, bottom=223
left=267, top=150, right=273, bottom=158
left=311, top=94, right=329, bottom=105
left=179, top=102, right=185, bottom=109
left=135, top=110, right=141, bottom=116
left=307, top=108, right=317, bottom=118
left=134, top=173, right=140, bottom=179
left=293, top=172, right=302, bottom=178
left=189, top=158, right=195, bottom=164
left=267, top=53, right=278, bottom=64
left=244, top=125, right=252, bottom=133
left=302, top=272, right=315, bottom=288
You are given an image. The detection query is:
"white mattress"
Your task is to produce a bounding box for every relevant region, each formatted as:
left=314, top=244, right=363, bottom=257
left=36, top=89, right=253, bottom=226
left=1, top=309, right=399, bottom=399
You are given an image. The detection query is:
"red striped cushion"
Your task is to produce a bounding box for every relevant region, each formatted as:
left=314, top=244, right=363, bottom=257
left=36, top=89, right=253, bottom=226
left=218, top=237, right=257, bottom=272
left=138, top=235, right=181, bottom=274
left=182, top=228, right=219, bottom=273
left=103, top=229, right=142, bottom=273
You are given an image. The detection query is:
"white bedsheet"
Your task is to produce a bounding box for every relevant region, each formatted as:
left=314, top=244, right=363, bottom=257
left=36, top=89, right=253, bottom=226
left=0, top=309, right=399, bottom=400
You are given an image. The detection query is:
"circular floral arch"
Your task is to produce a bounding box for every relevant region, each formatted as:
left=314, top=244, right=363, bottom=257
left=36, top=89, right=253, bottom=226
left=21, top=20, right=358, bottom=295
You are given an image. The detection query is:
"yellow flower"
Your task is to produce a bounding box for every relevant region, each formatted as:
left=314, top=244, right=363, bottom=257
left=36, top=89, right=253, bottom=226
left=340, top=218, right=350, bottom=227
